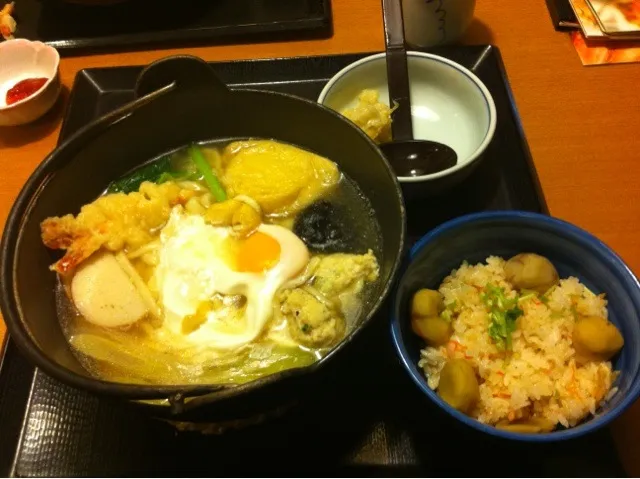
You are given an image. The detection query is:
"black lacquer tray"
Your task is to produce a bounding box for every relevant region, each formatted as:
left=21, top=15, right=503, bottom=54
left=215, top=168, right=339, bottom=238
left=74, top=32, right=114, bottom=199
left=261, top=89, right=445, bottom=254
left=0, top=46, right=627, bottom=477
left=11, top=0, right=332, bottom=55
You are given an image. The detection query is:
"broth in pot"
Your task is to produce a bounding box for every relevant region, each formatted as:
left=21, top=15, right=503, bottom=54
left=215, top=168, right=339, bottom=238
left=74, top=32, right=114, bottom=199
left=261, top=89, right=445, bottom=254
left=42, top=139, right=383, bottom=386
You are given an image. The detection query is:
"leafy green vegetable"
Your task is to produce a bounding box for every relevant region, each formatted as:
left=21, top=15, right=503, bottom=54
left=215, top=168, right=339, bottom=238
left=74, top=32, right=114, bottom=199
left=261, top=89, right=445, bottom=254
left=106, top=153, right=202, bottom=195
left=155, top=172, right=175, bottom=184
left=482, top=284, right=523, bottom=351
left=106, top=157, right=173, bottom=194
left=188, top=144, right=226, bottom=202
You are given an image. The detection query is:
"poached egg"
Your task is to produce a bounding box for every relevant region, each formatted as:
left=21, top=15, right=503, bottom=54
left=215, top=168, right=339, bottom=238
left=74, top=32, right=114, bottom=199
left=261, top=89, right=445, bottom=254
left=154, top=206, right=309, bottom=350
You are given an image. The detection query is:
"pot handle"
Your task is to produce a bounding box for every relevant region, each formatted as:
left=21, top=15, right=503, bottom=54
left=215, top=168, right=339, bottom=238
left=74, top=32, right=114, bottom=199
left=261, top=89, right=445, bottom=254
left=134, top=54, right=230, bottom=99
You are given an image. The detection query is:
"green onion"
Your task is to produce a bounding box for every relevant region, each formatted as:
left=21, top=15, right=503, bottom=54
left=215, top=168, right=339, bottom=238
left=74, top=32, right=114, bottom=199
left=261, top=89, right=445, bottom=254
left=540, top=285, right=557, bottom=304
left=482, top=284, right=523, bottom=351
left=440, top=301, right=457, bottom=323
left=188, top=144, right=226, bottom=202
left=441, top=310, right=453, bottom=322
left=517, top=293, right=537, bottom=303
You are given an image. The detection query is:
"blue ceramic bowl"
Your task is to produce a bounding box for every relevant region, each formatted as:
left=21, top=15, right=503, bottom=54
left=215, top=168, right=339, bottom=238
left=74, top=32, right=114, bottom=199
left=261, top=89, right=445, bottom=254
left=391, top=211, right=640, bottom=442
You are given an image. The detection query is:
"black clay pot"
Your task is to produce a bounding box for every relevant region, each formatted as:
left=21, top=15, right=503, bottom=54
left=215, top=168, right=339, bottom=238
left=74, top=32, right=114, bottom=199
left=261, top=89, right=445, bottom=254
left=0, top=55, right=406, bottom=423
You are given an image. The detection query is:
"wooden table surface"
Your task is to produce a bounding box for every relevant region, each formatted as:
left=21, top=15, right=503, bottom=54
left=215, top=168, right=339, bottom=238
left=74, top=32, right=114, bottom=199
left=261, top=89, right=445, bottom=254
left=1, top=0, right=639, bottom=473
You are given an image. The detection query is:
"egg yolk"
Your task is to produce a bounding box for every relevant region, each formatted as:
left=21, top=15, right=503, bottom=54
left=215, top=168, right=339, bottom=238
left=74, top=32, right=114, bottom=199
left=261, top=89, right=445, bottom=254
left=234, top=231, right=281, bottom=273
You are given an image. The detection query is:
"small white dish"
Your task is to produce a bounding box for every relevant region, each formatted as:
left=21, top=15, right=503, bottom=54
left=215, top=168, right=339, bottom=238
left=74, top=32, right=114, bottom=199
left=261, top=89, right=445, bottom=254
left=0, top=39, right=61, bottom=127
left=318, top=52, right=497, bottom=195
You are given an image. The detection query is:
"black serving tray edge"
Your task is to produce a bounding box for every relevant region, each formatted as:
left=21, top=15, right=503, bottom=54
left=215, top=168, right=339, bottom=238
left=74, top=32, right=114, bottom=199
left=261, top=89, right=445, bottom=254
left=14, top=0, right=333, bottom=56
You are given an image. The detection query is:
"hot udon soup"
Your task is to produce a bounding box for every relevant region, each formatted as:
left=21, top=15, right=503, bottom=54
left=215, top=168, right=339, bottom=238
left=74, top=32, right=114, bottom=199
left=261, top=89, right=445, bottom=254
left=42, top=139, right=383, bottom=386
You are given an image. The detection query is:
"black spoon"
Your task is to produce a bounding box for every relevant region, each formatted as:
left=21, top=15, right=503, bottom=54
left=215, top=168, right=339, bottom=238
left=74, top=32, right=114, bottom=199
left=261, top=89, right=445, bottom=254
left=379, top=0, right=458, bottom=177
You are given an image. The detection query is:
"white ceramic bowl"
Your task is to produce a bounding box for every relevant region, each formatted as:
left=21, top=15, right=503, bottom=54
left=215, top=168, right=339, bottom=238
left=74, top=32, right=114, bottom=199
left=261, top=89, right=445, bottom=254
left=0, top=39, right=61, bottom=127
left=318, top=52, right=496, bottom=195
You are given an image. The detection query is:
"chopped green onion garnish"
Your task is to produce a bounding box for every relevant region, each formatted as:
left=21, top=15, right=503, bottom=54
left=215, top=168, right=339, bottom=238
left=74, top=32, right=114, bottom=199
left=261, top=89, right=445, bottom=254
left=517, top=293, right=537, bottom=303
left=482, top=284, right=523, bottom=351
